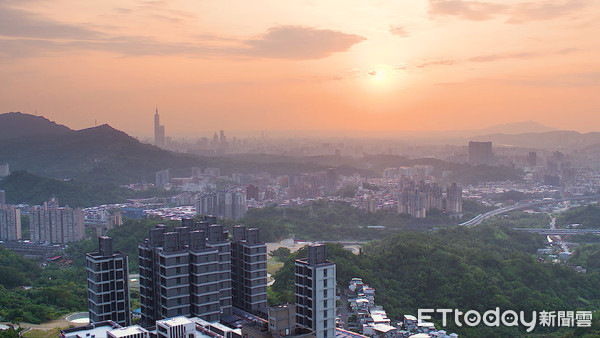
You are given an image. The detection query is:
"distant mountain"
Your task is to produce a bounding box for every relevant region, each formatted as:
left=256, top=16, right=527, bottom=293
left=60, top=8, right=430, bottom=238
left=0, top=112, right=71, bottom=140
left=473, top=120, right=558, bottom=136
left=0, top=122, right=203, bottom=184
left=469, top=130, right=600, bottom=149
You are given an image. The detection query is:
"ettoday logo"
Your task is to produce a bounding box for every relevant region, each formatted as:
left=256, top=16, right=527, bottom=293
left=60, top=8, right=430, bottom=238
left=418, top=308, right=593, bottom=333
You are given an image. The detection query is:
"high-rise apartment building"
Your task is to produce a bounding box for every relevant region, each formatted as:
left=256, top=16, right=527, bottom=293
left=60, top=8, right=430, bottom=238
left=197, top=190, right=247, bottom=220
left=138, top=223, right=229, bottom=328
left=231, top=226, right=267, bottom=315
left=445, top=182, right=463, bottom=214
left=206, top=224, right=233, bottom=317
left=155, top=169, right=170, bottom=188
left=0, top=189, right=6, bottom=205
left=527, top=151, right=537, bottom=167
left=86, top=237, right=131, bottom=327
left=325, top=169, right=338, bottom=194
left=0, top=163, right=9, bottom=177
left=154, top=108, right=165, bottom=147
left=0, top=204, right=21, bottom=241
left=29, top=198, right=84, bottom=244
left=295, top=244, right=336, bottom=338
left=468, top=141, right=493, bottom=165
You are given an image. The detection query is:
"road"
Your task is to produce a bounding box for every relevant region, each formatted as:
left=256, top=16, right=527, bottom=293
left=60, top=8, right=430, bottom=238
left=459, top=196, right=599, bottom=227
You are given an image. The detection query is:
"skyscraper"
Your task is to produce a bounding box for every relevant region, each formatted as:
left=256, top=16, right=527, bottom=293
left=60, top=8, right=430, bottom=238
left=154, top=108, right=165, bottom=147
left=0, top=189, right=6, bottom=205
left=86, top=236, right=131, bottom=327
left=0, top=204, right=21, bottom=241
left=468, top=141, right=493, bottom=165
left=29, top=198, right=85, bottom=244
left=231, top=226, right=267, bottom=315
left=295, top=244, right=336, bottom=338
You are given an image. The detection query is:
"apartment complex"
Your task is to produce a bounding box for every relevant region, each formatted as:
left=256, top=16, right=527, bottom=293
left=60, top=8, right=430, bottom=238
left=197, top=190, right=247, bottom=220
left=0, top=204, right=21, bottom=241
left=86, top=236, right=131, bottom=327
left=294, top=244, right=336, bottom=338
left=231, top=226, right=267, bottom=314
left=29, top=198, right=84, bottom=244
left=138, top=222, right=231, bottom=327
left=138, top=218, right=270, bottom=328
left=398, top=178, right=463, bottom=218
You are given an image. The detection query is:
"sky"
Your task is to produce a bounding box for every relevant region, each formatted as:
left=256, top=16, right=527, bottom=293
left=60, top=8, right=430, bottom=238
left=1, top=0, right=599, bottom=137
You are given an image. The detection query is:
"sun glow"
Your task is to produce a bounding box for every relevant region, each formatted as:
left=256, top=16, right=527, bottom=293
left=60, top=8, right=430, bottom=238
left=364, top=65, right=403, bottom=92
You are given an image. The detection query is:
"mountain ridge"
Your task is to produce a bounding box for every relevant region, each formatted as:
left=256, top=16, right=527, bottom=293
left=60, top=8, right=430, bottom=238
left=0, top=112, right=71, bottom=140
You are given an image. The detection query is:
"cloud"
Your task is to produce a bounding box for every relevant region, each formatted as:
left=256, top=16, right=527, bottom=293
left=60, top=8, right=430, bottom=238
left=428, top=0, right=587, bottom=23
left=468, top=48, right=578, bottom=62
left=416, top=59, right=456, bottom=68
left=389, top=25, right=409, bottom=37
left=0, top=17, right=364, bottom=60
left=469, top=52, right=535, bottom=62
left=0, top=2, right=364, bottom=60
left=0, top=5, right=99, bottom=39
left=508, top=1, right=586, bottom=23
left=242, top=26, right=365, bottom=60
left=428, top=0, right=508, bottom=21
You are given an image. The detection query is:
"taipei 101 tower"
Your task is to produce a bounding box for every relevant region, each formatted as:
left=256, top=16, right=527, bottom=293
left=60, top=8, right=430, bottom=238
left=154, top=107, right=165, bottom=147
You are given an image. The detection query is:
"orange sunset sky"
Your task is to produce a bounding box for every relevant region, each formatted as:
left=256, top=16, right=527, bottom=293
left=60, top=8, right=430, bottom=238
left=0, top=0, right=599, bottom=137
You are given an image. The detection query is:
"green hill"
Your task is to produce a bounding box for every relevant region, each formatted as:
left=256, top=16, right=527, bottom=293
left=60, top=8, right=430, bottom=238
left=271, top=224, right=600, bottom=336
left=0, top=247, right=86, bottom=324
left=0, top=170, right=144, bottom=207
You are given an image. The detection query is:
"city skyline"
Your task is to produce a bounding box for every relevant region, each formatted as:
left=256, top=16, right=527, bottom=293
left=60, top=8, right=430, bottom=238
left=0, top=1, right=599, bottom=136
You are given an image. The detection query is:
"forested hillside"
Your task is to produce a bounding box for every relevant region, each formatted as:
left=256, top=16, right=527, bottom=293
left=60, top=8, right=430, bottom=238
left=0, top=248, right=86, bottom=324
left=271, top=224, right=600, bottom=336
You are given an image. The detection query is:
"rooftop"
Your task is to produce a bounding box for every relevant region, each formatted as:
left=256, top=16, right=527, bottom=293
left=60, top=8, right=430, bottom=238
left=108, top=325, right=148, bottom=338
left=157, top=316, right=194, bottom=328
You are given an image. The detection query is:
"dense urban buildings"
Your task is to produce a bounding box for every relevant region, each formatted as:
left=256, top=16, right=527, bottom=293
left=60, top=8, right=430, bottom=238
left=468, top=141, right=493, bottom=165
left=398, top=178, right=463, bottom=218
left=294, top=243, right=336, bottom=338
left=0, top=189, right=5, bottom=205
left=29, top=198, right=85, bottom=244
left=0, top=204, right=21, bottom=241
left=197, top=190, right=247, bottom=220
left=154, top=108, right=165, bottom=147
left=231, top=226, right=268, bottom=315
left=86, top=236, right=131, bottom=327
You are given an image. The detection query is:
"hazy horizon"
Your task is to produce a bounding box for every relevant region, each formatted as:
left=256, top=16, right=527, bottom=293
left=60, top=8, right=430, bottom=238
left=1, top=1, right=599, bottom=136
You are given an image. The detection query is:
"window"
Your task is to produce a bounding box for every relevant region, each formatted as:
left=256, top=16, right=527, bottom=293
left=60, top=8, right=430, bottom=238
left=323, top=268, right=328, bottom=277
left=324, top=300, right=328, bottom=307
left=323, top=279, right=327, bottom=287
left=323, top=289, right=327, bottom=298
left=324, top=310, right=328, bottom=318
